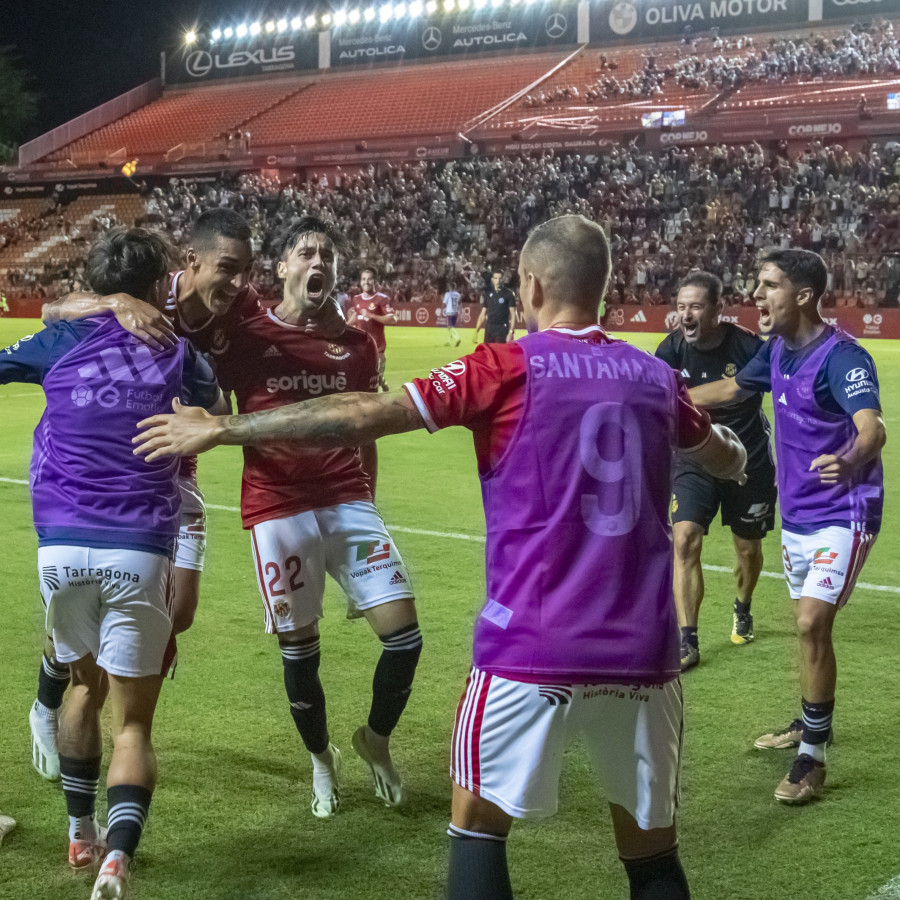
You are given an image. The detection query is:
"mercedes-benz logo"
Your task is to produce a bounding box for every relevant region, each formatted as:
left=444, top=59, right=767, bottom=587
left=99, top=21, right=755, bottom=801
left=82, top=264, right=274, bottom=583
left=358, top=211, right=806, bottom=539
left=545, top=13, right=567, bottom=39
left=185, top=50, right=213, bottom=78
left=422, top=26, right=442, bottom=51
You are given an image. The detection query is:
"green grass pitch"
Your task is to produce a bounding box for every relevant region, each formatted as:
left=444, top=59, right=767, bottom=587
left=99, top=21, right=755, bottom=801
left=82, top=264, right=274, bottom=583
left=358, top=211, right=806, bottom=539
left=0, top=320, right=898, bottom=900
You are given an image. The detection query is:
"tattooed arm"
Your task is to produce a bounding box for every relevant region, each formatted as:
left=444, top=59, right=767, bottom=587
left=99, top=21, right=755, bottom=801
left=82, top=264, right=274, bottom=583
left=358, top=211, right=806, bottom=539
left=133, top=390, right=426, bottom=461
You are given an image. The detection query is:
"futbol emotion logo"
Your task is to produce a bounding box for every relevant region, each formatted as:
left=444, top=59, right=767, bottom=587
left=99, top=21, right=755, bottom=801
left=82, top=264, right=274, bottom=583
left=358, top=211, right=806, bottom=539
left=609, top=1, right=638, bottom=35
left=544, top=13, right=567, bottom=38
left=422, top=26, right=442, bottom=51
left=71, top=384, right=94, bottom=407
left=813, top=548, right=839, bottom=567
left=185, top=50, right=213, bottom=78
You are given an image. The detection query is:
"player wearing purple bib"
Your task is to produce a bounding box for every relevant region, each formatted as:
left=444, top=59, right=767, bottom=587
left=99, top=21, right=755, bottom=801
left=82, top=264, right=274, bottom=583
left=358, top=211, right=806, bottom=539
left=135, top=215, right=748, bottom=900
left=691, top=249, right=886, bottom=805
left=1, top=229, right=226, bottom=900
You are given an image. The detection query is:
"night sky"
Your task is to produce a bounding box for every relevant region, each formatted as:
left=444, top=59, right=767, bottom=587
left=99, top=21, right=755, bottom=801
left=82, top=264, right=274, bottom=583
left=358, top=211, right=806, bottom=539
left=4, top=0, right=276, bottom=142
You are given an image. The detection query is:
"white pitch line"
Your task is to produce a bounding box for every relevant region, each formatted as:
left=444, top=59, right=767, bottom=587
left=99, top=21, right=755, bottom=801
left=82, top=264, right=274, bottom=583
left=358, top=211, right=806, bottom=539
left=5, top=479, right=900, bottom=594
left=864, top=874, right=900, bottom=899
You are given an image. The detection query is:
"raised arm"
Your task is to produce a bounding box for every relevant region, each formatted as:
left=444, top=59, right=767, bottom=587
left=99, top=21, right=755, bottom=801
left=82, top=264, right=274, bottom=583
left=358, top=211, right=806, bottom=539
left=134, top=390, right=425, bottom=461
left=42, top=291, right=177, bottom=351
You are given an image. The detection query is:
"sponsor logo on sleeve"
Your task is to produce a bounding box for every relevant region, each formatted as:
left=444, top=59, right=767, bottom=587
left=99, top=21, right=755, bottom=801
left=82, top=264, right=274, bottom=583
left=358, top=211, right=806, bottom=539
left=428, top=359, right=466, bottom=395
left=844, top=366, right=876, bottom=399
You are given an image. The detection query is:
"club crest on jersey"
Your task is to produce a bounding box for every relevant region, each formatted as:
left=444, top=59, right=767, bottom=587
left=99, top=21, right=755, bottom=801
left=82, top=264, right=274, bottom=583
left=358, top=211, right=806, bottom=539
left=369, top=302, right=377, bottom=311
left=211, top=328, right=230, bottom=355
left=725, top=363, right=737, bottom=376
left=325, top=343, right=350, bottom=360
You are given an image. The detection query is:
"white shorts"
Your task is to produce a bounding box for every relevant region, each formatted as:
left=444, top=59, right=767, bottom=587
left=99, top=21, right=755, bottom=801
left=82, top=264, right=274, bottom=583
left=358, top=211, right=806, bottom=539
left=37, top=546, right=176, bottom=678
left=250, top=501, right=414, bottom=634
left=781, top=526, right=877, bottom=607
left=175, top=475, right=206, bottom=572
left=451, top=667, right=683, bottom=830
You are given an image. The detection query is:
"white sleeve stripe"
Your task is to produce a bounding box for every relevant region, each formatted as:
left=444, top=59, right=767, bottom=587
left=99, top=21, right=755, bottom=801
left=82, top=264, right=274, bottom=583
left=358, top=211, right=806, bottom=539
left=403, top=383, right=439, bottom=433
left=680, top=426, right=712, bottom=454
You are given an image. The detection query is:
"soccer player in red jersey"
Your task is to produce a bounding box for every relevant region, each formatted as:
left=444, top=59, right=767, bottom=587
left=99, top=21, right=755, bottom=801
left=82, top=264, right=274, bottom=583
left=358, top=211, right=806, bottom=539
left=198, top=217, right=421, bottom=817
left=346, top=267, right=397, bottom=392
left=137, top=215, right=747, bottom=898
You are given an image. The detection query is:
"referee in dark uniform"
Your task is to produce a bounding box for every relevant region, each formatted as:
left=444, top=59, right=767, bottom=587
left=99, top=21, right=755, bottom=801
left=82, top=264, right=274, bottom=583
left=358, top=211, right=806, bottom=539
left=656, top=272, right=776, bottom=671
left=473, top=270, right=517, bottom=344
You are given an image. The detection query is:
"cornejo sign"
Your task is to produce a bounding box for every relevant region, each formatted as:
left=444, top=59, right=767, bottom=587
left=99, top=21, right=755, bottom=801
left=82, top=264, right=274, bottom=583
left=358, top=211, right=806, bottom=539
left=592, top=0, right=808, bottom=41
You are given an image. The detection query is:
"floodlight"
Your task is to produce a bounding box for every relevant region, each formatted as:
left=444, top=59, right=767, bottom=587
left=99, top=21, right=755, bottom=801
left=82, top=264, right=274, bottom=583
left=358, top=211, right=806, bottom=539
left=473, top=0, right=486, bottom=8
left=211, top=28, right=222, bottom=41
left=426, top=0, right=437, bottom=12
left=349, top=8, right=361, bottom=22
left=236, top=23, right=248, bottom=37
left=306, top=13, right=317, bottom=28
left=491, top=0, right=503, bottom=7
left=458, top=0, right=470, bottom=9
left=443, top=0, right=455, bottom=10
left=321, top=12, right=333, bottom=24
left=364, top=6, right=376, bottom=20
left=185, top=31, right=197, bottom=44
left=224, top=26, right=234, bottom=37
left=380, top=4, right=393, bottom=21
left=291, top=15, right=303, bottom=28
left=277, top=18, right=288, bottom=31
left=265, top=20, right=276, bottom=32
left=334, top=10, right=348, bottom=25
left=409, top=0, right=423, bottom=14
left=250, top=21, right=261, bottom=35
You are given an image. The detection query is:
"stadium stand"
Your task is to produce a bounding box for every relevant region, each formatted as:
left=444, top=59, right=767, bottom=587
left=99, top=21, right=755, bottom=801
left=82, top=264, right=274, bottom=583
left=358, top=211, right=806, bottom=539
left=3, top=20, right=898, bottom=310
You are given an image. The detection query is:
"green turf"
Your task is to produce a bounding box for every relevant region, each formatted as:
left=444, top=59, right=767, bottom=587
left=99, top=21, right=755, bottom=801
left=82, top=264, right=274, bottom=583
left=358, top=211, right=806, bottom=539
left=0, top=320, right=898, bottom=900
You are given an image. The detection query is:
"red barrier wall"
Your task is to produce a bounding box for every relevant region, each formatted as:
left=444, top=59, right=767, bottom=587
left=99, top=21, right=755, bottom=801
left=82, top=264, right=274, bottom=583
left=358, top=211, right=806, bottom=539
left=6, top=299, right=899, bottom=340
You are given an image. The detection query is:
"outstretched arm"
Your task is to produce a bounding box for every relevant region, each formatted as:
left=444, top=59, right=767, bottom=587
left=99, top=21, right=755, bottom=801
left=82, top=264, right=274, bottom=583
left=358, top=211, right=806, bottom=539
left=42, top=291, right=177, bottom=351
left=134, top=389, right=426, bottom=461
left=685, top=423, right=748, bottom=484
left=689, top=376, right=754, bottom=408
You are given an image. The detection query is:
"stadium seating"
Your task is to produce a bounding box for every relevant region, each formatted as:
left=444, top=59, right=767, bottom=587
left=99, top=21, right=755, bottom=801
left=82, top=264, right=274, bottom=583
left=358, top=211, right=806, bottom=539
left=48, top=81, right=314, bottom=163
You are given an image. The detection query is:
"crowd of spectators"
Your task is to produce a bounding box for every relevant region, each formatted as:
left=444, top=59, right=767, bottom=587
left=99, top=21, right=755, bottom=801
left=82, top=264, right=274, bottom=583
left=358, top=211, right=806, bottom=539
left=0, top=205, right=122, bottom=299
left=524, top=20, right=898, bottom=107
left=2, top=135, right=900, bottom=309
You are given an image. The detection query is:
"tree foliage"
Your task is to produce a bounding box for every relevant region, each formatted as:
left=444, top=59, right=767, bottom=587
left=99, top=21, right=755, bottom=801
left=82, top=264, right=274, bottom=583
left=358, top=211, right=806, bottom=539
left=0, top=47, right=38, bottom=164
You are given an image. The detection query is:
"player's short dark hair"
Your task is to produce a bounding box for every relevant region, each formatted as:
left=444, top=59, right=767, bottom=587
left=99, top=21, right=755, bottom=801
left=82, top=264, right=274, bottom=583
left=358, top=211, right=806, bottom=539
left=360, top=266, right=377, bottom=279
left=85, top=228, right=175, bottom=298
left=677, top=271, right=722, bottom=306
left=522, top=215, right=610, bottom=312
left=190, top=208, right=252, bottom=251
left=757, top=248, right=827, bottom=300
left=275, top=215, right=349, bottom=260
